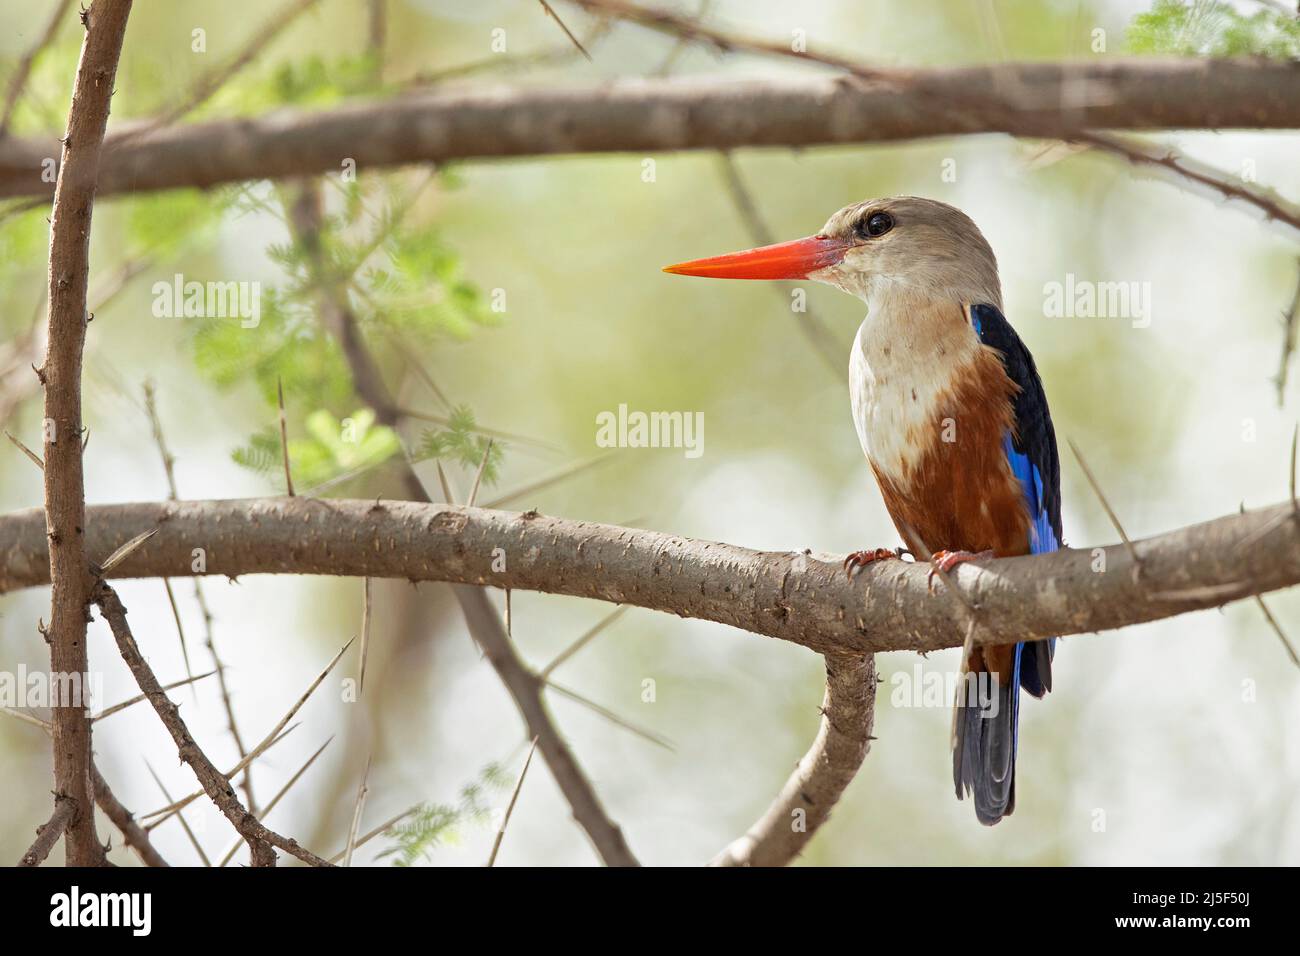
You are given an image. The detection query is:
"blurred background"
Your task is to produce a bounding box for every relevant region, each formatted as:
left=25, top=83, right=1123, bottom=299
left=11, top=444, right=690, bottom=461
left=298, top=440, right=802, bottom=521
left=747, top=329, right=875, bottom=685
left=1, top=0, right=1298, bottom=866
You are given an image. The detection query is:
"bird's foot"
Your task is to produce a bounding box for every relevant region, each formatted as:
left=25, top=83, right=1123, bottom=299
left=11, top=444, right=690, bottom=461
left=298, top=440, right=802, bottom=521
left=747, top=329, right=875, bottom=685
left=927, top=549, right=994, bottom=593
left=844, top=546, right=909, bottom=580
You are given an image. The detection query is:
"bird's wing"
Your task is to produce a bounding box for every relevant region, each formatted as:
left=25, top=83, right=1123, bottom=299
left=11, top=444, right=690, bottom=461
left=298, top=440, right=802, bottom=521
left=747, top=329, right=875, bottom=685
left=970, top=303, right=1062, bottom=697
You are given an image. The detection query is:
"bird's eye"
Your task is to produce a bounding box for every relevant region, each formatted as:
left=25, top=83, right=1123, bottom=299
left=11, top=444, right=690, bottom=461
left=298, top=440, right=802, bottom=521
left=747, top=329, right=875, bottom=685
left=858, top=212, right=894, bottom=239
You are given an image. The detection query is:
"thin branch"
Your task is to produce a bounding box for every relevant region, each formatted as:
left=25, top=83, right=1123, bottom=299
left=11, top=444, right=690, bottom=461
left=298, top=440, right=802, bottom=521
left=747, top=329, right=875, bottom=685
left=544, top=680, right=674, bottom=750
left=343, top=755, right=373, bottom=867
left=142, top=380, right=255, bottom=809
left=5, top=429, right=44, bottom=470
left=142, top=638, right=351, bottom=824
left=94, top=669, right=216, bottom=721
left=1067, top=438, right=1141, bottom=569
left=91, top=763, right=169, bottom=867
left=1253, top=594, right=1300, bottom=669
left=486, top=737, right=538, bottom=866
left=466, top=439, right=494, bottom=509
left=540, top=605, right=628, bottom=679
left=0, top=0, right=76, bottom=134
left=538, top=0, right=594, bottom=61
left=145, top=760, right=211, bottom=866
left=18, top=797, right=75, bottom=867
left=358, top=577, right=373, bottom=694
left=277, top=376, right=295, bottom=496
left=218, top=735, right=332, bottom=867
left=125, top=0, right=322, bottom=137
left=93, top=579, right=333, bottom=866
left=1070, top=130, right=1300, bottom=239
left=39, top=0, right=134, bottom=868
left=1277, top=260, right=1300, bottom=404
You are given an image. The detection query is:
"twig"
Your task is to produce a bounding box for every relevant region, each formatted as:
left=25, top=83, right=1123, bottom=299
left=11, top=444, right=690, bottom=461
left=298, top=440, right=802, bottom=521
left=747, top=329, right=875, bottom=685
left=160, top=578, right=196, bottom=696
left=486, top=737, right=538, bottom=866
left=544, top=680, right=674, bottom=750
left=127, top=0, right=322, bottom=136
left=5, top=430, right=44, bottom=470
left=17, top=798, right=75, bottom=867
left=94, top=669, right=216, bottom=721
left=91, top=762, right=169, bottom=866
left=1067, top=438, right=1141, bottom=569
left=145, top=760, right=211, bottom=866
left=0, top=0, right=76, bottom=133
left=539, top=605, right=628, bottom=679
left=39, top=0, right=134, bottom=868
left=480, top=454, right=611, bottom=509
left=94, top=579, right=332, bottom=866
left=1278, top=262, right=1300, bottom=405
left=343, top=755, right=373, bottom=867
left=218, top=736, right=333, bottom=867
left=143, top=637, right=352, bottom=823
left=537, top=0, right=594, bottom=61
left=326, top=806, right=418, bottom=864
left=1070, top=131, right=1300, bottom=239
left=142, top=380, right=255, bottom=809
left=1253, top=595, right=1300, bottom=669
left=358, top=577, right=373, bottom=694
left=466, top=439, right=494, bottom=509
left=277, top=376, right=295, bottom=496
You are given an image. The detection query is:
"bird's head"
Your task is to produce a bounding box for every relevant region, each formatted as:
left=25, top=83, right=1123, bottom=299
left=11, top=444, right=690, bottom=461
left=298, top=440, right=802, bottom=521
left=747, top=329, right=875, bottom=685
left=664, top=196, right=1001, bottom=311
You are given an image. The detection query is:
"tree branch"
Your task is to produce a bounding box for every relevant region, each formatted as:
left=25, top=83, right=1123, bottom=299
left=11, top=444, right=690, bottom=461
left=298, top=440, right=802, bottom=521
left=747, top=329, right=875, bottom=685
left=710, top=653, right=875, bottom=866
left=91, top=579, right=333, bottom=867
left=0, top=59, right=1297, bottom=199
left=91, top=762, right=170, bottom=867
left=18, top=797, right=76, bottom=867
left=39, top=0, right=133, bottom=868
left=2, top=496, right=1296, bottom=655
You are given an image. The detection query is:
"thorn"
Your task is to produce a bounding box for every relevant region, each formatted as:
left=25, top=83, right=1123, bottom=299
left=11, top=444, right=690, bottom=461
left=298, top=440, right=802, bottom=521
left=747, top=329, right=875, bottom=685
left=31, top=363, right=46, bottom=385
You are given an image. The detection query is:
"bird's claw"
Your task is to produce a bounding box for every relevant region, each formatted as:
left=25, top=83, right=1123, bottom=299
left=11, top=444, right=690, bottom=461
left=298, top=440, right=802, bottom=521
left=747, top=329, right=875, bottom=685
left=926, top=549, right=993, bottom=593
left=844, top=547, right=908, bottom=580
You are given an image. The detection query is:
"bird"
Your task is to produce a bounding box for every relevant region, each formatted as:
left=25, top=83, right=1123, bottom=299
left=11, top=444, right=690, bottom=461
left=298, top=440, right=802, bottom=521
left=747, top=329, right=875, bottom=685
left=663, top=196, right=1062, bottom=825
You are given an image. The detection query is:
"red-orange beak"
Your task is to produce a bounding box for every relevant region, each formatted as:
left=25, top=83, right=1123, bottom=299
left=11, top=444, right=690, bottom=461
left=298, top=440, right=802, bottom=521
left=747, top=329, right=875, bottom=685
left=663, top=234, right=853, bottom=280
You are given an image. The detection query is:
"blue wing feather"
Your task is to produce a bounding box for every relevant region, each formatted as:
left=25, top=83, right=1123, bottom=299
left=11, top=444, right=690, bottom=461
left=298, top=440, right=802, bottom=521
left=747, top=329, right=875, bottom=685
left=954, top=305, right=1062, bottom=824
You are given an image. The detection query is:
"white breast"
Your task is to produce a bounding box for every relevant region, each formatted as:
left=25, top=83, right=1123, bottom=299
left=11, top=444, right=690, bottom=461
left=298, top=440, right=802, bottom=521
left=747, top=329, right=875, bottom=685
left=847, top=297, right=980, bottom=487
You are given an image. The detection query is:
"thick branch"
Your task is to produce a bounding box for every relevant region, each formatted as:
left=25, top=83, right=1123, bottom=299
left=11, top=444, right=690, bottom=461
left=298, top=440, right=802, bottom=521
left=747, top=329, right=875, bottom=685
left=710, top=653, right=875, bottom=867
left=40, top=0, right=133, bottom=868
left=2, top=497, right=1297, bottom=655
left=0, top=59, right=1297, bottom=199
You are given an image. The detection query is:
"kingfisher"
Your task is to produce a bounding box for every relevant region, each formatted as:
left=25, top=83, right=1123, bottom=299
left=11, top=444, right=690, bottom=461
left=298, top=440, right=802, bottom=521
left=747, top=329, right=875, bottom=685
left=663, top=197, right=1062, bottom=825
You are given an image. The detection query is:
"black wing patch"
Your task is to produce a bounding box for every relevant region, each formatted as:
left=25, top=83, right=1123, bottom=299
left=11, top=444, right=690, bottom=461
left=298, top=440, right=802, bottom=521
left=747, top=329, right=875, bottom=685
left=970, top=303, right=1063, bottom=549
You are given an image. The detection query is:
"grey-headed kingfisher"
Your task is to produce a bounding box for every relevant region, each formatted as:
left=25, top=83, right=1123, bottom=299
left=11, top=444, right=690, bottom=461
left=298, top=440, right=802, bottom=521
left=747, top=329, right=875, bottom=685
left=664, top=197, right=1063, bottom=825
